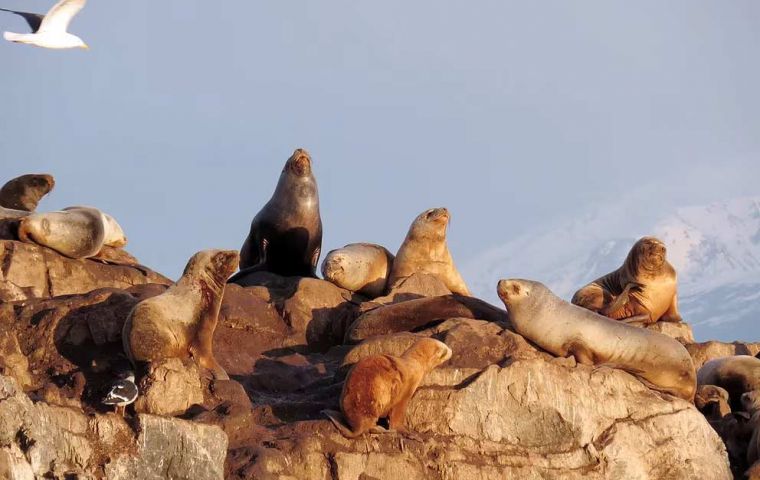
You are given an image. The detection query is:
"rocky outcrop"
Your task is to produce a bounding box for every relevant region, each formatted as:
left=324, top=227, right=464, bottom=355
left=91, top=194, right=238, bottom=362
left=0, top=240, right=169, bottom=302
left=687, top=341, right=760, bottom=369
left=0, top=375, right=227, bottom=480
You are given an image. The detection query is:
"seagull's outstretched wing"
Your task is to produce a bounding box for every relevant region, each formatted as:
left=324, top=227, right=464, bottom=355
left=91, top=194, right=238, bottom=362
left=0, top=8, right=44, bottom=32
left=38, top=0, right=86, bottom=33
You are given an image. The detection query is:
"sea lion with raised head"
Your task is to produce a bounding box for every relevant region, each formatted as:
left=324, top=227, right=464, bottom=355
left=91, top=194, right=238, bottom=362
left=229, top=148, right=322, bottom=283
left=698, top=356, right=760, bottom=411
left=321, top=243, right=394, bottom=298
left=387, top=208, right=470, bottom=296
left=324, top=337, right=452, bottom=438
left=122, top=249, right=239, bottom=380
left=0, top=173, right=54, bottom=211
left=497, top=279, right=696, bottom=400
left=571, top=237, right=682, bottom=325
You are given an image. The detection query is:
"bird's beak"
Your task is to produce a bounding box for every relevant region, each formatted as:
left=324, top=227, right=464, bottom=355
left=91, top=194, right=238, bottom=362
left=82, top=43, right=90, bottom=50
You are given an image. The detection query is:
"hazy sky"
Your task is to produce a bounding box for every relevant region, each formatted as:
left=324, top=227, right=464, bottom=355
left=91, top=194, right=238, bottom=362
left=2, top=1, right=759, bottom=279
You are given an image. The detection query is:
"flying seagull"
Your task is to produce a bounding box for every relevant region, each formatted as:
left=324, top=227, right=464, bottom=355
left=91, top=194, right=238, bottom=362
left=1, top=0, right=88, bottom=49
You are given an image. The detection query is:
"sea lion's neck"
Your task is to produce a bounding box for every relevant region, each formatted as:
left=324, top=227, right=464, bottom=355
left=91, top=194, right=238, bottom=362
left=270, top=174, right=320, bottom=212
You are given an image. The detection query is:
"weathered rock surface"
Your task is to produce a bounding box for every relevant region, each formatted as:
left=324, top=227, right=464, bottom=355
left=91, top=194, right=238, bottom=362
left=645, top=321, right=695, bottom=343
left=134, top=358, right=204, bottom=416
left=687, top=341, right=760, bottom=370
left=0, top=240, right=169, bottom=301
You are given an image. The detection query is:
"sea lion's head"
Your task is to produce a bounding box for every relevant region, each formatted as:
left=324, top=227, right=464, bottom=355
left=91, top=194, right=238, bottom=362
left=284, top=148, right=313, bottom=177
left=741, top=390, right=760, bottom=416
left=321, top=249, right=349, bottom=285
left=0, top=173, right=55, bottom=211
left=497, top=279, right=533, bottom=310
left=628, top=237, right=667, bottom=273
left=408, top=207, right=450, bottom=241
left=695, top=385, right=731, bottom=419
left=403, top=338, right=453, bottom=370
left=184, top=249, right=240, bottom=288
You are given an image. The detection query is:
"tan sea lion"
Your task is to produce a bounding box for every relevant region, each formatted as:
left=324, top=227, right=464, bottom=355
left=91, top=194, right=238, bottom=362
left=497, top=279, right=696, bottom=400
left=0, top=173, right=54, bottom=211
left=321, top=243, right=394, bottom=298
left=122, top=249, right=239, bottom=380
left=324, top=337, right=452, bottom=438
left=387, top=208, right=470, bottom=296
left=571, top=237, right=682, bottom=324
left=696, top=385, right=731, bottom=421
left=698, top=356, right=760, bottom=411
left=230, top=148, right=322, bottom=282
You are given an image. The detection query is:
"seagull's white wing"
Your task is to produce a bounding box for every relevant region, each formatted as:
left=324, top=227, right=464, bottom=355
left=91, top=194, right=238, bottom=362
left=38, top=0, right=86, bottom=33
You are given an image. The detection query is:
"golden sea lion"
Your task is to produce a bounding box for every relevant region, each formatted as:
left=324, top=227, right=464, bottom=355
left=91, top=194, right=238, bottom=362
left=571, top=236, right=682, bottom=325
left=321, top=243, right=394, bottom=298
left=388, top=208, right=470, bottom=296
left=122, top=249, right=239, bottom=380
left=498, top=279, right=696, bottom=400
left=324, top=337, right=452, bottom=438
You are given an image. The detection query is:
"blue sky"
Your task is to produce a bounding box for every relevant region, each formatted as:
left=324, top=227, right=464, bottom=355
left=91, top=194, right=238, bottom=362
left=2, top=1, right=759, bottom=279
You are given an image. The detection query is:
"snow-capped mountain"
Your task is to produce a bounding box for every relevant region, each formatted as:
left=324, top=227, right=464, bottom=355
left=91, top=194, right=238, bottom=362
left=463, top=196, right=760, bottom=342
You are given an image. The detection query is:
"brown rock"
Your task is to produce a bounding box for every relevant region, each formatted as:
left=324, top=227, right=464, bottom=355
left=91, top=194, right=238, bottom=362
left=134, top=358, right=204, bottom=416
left=687, top=341, right=760, bottom=370
left=645, top=321, right=695, bottom=343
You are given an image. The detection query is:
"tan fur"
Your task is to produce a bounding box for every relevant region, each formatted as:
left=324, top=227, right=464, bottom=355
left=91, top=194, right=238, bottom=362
left=122, top=249, right=239, bottom=380
left=571, top=237, right=682, bottom=324
left=325, top=338, right=452, bottom=438
left=695, top=385, right=731, bottom=421
left=388, top=208, right=470, bottom=296
left=321, top=243, right=394, bottom=298
left=498, top=279, right=696, bottom=400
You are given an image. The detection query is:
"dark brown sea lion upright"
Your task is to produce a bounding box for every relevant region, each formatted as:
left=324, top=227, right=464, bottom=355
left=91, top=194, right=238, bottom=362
left=571, top=236, right=682, bottom=325
left=122, top=249, right=239, bottom=380
left=0, top=173, right=55, bottom=211
left=387, top=207, right=470, bottom=296
left=498, top=278, right=696, bottom=400
left=229, top=148, right=322, bottom=282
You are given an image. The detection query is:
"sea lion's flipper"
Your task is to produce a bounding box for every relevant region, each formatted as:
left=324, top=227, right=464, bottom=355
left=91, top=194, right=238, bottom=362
left=659, top=294, right=684, bottom=322
left=322, top=409, right=365, bottom=439
left=310, top=246, right=320, bottom=277
left=600, top=282, right=643, bottom=317
left=259, top=237, right=269, bottom=264
left=619, top=314, right=650, bottom=325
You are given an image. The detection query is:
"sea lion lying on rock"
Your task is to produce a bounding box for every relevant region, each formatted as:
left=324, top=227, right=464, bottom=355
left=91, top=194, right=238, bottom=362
left=387, top=207, right=470, bottom=296
left=123, top=249, right=239, bottom=380
left=321, top=243, right=394, bottom=298
left=324, top=337, right=452, bottom=438
left=698, top=356, right=760, bottom=411
left=0, top=173, right=55, bottom=211
left=571, top=237, right=682, bottom=325
left=498, top=278, right=696, bottom=400
left=231, top=148, right=322, bottom=281
left=18, top=206, right=127, bottom=259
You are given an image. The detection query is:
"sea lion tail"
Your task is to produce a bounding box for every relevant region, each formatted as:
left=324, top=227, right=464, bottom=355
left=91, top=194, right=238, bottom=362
left=322, top=409, right=363, bottom=439
left=600, top=282, right=643, bottom=317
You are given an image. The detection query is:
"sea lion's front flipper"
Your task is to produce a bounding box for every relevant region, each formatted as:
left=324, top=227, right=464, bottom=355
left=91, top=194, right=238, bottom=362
left=600, top=282, right=643, bottom=317
left=323, top=409, right=365, bottom=439
left=619, top=314, right=650, bottom=325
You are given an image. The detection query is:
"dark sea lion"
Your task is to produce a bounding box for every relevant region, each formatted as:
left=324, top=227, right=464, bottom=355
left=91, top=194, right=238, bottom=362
left=321, top=243, right=394, bottom=298
left=122, top=249, right=239, bottom=380
left=571, top=236, right=682, bottom=325
left=0, top=173, right=55, bottom=211
left=230, top=148, right=322, bottom=282
left=696, top=385, right=732, bottom=421
left=387, top=207, right=470, bottom=296
left=324, top=337, right=452, bottom=438
left=498, top=279, right=696, bottom=400
left=698, top=356, right=760, bottom=411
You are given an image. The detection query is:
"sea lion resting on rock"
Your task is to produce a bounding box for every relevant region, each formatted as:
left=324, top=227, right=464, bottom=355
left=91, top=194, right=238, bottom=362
left=0, top=173, right=55, bottom=211
left=387, top=208, right=470, bottom=296
left=497, top=279, right=696, bottom=400
left=321, top=243, right=394, bottom=298
left=123, top=249, right=239, bottom=380
left=324, top=337, right=452, bottom=438
left=571, top=237, right=682, bottom=325
left=230, top=148, right=322, bottom=282
left=17, top=206, right=127, bottom=259
left=698, top=356, right=760, bottom=411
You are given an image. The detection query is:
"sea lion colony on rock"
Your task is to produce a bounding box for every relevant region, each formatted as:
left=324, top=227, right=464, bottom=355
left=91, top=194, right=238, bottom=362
left=0, top=164, right=748, bottom=454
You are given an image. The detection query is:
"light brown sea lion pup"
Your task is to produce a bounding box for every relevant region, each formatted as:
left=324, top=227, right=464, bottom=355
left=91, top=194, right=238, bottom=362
left=0, top=173, right=55, bottom=211
left=17, top=206, right=127, bottom=259
left=324, top=337, right=452, bottom=438
left=321, top=243, right=394, bottom=298
left=698, top=356, right=760, bottom=412
left=571, top=236, right=682, bottom=325
left=497, top=279, right=696, bottom=400
left=387, top=207, right=470, bottom=296
left=122, top=249, right=239, bottom=380
left=695, top=385, right=732, bottom=421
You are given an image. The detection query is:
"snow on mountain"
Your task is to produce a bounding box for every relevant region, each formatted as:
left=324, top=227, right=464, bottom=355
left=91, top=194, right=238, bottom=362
left=463, top=196, right=760, bottom=342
